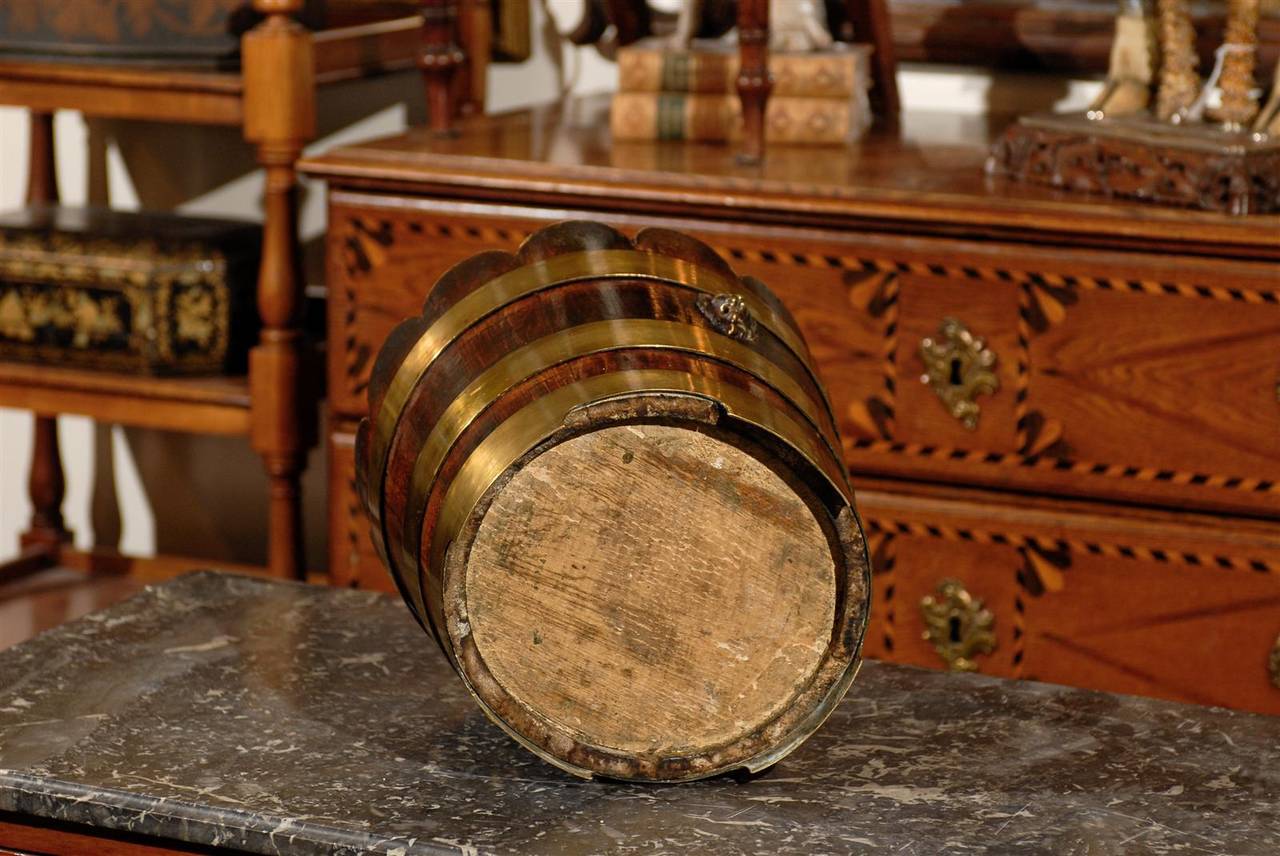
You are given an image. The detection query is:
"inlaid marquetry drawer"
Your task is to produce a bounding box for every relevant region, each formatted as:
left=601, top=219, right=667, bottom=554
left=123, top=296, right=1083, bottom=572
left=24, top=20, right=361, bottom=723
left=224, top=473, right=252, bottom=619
left=309, top=107, right=1280, bottom=720
left=857, top=484, right=1280, bottom=716
left=326, top=193, right=1280, bottom=519
left=329, top=426, right=397, bottom=592
left=331, top=411, right=1280, bottom=714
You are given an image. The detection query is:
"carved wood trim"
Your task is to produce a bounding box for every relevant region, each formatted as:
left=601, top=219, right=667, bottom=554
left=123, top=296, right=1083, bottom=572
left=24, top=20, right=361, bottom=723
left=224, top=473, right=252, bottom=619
left=719, top=240, right=1280, bottom=499
left=865, top=517, right=1280, bottom=574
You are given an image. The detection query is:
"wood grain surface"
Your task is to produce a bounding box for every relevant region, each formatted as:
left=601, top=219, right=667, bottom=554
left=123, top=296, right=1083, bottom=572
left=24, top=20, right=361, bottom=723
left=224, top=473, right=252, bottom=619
left=325, top=194, right=1280, bottom=519
left=466, top=424, right=835, bottom=755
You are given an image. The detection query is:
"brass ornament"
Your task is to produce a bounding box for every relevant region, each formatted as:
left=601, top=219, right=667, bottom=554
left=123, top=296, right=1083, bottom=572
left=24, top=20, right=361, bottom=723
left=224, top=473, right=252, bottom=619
left=920, top=579, right=997, bottom=673
left=697, top=292, right=759, bottom=342
left=919, top=318, right=999, bottom=430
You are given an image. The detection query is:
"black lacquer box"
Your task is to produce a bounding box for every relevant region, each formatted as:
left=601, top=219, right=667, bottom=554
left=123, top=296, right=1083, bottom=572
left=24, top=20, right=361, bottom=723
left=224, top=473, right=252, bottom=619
left=0, top=205, right=261, bottom=375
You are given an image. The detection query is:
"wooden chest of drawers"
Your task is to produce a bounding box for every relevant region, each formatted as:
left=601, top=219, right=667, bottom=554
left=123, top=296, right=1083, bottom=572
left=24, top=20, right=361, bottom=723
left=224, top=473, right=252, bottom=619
left=301, top=99, right=1280, bottom=715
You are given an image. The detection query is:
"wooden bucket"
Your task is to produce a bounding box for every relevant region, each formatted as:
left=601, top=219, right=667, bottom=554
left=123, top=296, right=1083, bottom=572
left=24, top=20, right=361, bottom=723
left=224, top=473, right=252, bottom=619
left=357, top=221, right=871, bottom=781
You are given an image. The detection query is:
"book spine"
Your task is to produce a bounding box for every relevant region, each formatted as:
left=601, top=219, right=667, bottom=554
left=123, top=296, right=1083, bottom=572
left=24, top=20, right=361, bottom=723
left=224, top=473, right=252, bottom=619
left=617, top=48, right=869, bottom=98
left=610, top=93, right=871, bottom=144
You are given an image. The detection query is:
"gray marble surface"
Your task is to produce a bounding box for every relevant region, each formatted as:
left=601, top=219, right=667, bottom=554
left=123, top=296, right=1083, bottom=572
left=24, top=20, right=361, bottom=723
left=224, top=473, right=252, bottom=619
left=0, top=572, right=1276, bottom=855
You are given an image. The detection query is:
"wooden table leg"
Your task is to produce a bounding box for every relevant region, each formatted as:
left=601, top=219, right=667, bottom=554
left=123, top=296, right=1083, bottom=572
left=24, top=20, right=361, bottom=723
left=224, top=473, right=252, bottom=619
left=21, top=415, right=69, bottom=552
left=9, top=112, right=71, bottom=577
left=603, top=0, right=652, bottom=46
left=736, top=0, right=772, bottom=165
left=455, top=0, right=491, bottom=117
left=243, top=1, right=317, bottom=580
left=420, top=0, right=464, bottom=134
left=845, top=0, right=900, bottom=123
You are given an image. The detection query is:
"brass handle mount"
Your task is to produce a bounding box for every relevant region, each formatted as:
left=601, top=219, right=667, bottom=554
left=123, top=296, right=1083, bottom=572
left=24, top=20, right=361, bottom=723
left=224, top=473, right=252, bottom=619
left=697, top=292, right=759, bottom=343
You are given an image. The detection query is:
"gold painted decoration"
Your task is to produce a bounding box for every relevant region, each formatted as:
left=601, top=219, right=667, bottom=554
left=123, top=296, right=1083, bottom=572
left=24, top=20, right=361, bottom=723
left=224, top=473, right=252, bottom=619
left=919, top=317, right=999, bottom=430
left=0, top=213, right=257, bottom=375
left=921, top=578, right=997, bottom=672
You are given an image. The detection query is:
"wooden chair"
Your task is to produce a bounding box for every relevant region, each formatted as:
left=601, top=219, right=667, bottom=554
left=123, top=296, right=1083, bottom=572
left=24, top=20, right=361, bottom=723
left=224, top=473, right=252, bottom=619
left=0, top=1, right=465, bottom=583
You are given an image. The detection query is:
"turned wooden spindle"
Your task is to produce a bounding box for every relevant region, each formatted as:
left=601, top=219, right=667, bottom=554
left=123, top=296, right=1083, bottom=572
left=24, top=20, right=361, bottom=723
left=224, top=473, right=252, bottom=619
left=454, top=0, right=491, bottom=116
left=243, top=0, right=317, bottom=579
left=419, top=0, right=465, bottom=134
left=736, top=0, right=772, bottom=165
left=603, top=0, right=653, bottom=46
left=20, top=112, right=71, bottom=558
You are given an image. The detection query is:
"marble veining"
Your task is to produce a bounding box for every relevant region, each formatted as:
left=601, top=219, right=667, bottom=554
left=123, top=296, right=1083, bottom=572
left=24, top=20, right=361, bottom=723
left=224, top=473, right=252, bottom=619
left=0, top=571, right=1276, bottom=855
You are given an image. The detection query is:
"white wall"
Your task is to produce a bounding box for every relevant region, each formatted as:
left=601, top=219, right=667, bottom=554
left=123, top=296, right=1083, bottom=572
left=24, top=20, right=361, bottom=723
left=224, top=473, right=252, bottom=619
left=0, top=3, right=1098, bottom=570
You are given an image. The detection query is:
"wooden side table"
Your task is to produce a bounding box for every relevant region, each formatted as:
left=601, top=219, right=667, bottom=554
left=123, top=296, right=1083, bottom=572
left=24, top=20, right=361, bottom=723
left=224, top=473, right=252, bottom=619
left=0, top=6, right=449, bottom=581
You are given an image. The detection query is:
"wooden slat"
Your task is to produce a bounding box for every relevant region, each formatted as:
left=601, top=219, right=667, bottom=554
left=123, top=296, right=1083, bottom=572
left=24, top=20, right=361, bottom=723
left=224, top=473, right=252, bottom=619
left=0, top=61, right=242, bottom=124
left=312, top=16, right=422, bottom=85
left=0, top=364, right=250, bottom=435
left=0, top=17, right=421, bottom=121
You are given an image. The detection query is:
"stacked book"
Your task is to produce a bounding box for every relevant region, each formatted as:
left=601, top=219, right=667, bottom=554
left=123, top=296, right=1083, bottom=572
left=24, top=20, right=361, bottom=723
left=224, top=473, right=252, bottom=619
left=610, top=39, right=874, bottom=145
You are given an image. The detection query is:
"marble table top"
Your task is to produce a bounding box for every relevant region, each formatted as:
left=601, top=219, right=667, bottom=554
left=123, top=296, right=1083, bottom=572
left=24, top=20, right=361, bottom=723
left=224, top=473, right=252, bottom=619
left=0, top=571, right=1276, bottom=855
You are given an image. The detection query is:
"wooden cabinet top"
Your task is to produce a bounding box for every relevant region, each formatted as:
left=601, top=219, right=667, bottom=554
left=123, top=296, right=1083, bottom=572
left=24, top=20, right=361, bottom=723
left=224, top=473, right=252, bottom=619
left=300, top=96, right=1280, bottom=259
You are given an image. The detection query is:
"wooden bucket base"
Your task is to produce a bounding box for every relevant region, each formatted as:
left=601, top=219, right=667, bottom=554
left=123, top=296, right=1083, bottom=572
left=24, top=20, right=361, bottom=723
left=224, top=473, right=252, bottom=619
left=442, top=394, right=867, bottom=781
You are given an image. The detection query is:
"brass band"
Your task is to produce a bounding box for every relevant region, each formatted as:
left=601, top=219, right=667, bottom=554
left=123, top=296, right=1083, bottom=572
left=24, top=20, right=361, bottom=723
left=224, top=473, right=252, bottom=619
left=420, top=368, right=852, bottom=642
left=386, top=319, right=847, bottom=619
left=369, top=249, right=831, bottom=531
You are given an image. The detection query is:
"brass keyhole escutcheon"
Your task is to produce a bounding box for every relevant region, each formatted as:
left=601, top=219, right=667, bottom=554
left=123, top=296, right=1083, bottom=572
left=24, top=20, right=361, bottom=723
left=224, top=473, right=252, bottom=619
left=921, top=578, right=997, bottom=672
left=920, top=318, right=999, bottom=430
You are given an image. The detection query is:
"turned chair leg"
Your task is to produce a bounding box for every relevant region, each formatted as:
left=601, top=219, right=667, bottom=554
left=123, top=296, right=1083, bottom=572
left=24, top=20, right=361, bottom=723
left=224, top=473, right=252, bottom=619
left=419, top=0, right=464, bottom=134
left=3, top=415, right=71, bottom=584
left=21, top=415, right=70, bottom=551
left=265, top=456, right=306, bottom=581
left=244, top=2, right=318, bottom=580
left=844, top=0, right=901, bottom=123
left=736, top=0, right=772, bottom=165
left=3, top=112, right=71, bottom=582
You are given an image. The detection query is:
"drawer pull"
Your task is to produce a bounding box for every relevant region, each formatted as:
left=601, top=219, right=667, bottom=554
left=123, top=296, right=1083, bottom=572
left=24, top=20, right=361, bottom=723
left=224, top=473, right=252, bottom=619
left=919, top=318, right=999, bottom=430
left=921, top=578, right=997, bottom=672
left=1270, top=632, right=1280, bottom=690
